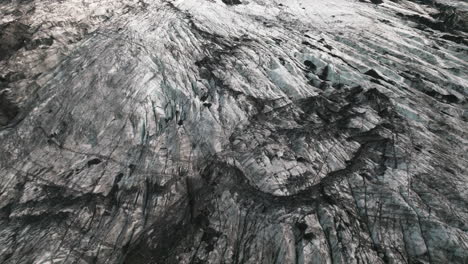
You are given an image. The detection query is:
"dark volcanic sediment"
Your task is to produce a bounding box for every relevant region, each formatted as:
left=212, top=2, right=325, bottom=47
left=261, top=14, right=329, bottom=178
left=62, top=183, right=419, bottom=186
left=0, top=0, right=467, bottom=263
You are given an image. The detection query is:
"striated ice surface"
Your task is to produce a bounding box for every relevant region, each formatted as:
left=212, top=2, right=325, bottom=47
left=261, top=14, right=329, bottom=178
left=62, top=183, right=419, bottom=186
left=0, top=0, right=467, bottom=263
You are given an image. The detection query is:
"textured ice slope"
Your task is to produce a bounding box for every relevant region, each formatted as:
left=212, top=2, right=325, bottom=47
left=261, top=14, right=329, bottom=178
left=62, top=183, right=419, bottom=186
left=0, top=0, right=467, bottom=263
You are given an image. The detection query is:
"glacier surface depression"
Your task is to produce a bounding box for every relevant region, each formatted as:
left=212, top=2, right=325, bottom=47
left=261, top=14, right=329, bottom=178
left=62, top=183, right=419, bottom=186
left=0, top=0, right=467, bottom=263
